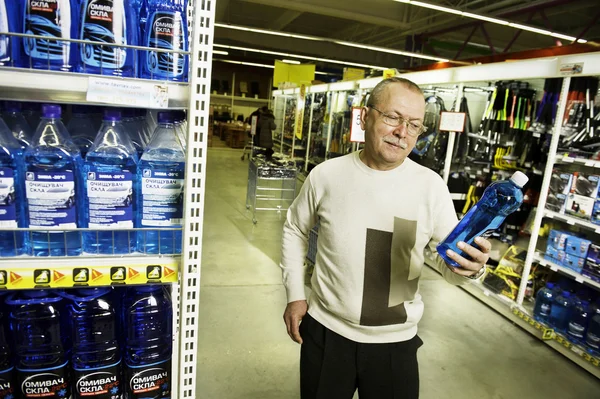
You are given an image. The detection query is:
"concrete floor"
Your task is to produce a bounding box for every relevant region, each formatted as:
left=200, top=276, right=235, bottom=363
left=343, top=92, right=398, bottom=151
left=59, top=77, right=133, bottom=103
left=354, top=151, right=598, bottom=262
left=197, top=147, right=600, bottom=399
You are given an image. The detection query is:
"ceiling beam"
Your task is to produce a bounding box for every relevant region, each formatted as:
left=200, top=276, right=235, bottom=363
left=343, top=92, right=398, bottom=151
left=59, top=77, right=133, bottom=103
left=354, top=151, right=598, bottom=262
left=216, top=0, right=231, bottom=21
left=269, top=10, right=303, bottom=30
left=237, top=0, right=410, bottom=29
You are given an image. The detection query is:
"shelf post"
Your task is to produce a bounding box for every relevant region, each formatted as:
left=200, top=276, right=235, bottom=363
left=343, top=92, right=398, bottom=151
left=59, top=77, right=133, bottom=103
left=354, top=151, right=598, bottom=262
left=517, top=76, right=572, bottom=305
left=305, top=92, right=315, bottom=173
left=442, top=84, right=463, bottom=184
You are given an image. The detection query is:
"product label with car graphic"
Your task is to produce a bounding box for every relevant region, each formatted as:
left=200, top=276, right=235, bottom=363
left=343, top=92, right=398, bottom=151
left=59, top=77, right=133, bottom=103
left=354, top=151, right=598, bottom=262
left=25, top=170, right=77, bottom=228
left=86, top=169, right=133, bottom=228
left=80, top=0, right=127, bottom=69
left=0, top=167, right=17, bottom=228
left=141, top=167, right=184, bottom=227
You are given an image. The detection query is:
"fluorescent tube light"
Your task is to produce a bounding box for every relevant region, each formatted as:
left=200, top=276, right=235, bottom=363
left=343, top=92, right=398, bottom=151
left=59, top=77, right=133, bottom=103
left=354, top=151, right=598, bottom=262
left=213, top=50, right=229, bottom=55
left=214, top=59, right=275, bottom=68
left=282, top=59, right=301, bottom=64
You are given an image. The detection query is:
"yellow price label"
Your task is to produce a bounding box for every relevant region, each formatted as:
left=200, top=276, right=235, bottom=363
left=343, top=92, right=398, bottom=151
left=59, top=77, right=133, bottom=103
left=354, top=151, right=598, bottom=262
left=542, top=328, right=554, bottom=340
left=592, top=358, right=600, bottom=367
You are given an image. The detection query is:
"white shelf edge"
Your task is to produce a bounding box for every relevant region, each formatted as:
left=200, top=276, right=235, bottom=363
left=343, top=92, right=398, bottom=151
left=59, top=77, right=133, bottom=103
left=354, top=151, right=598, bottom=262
left=556, top=154, right=600, bottom=168
left=0, top=67, right=189, bottom=109
left=533, top=252, right=600, bottom=290
left=1, top=254, right=181, bottom=268
left=543, top=209, right=600, bottom=234
left=210, top=94, right=270, bottom=104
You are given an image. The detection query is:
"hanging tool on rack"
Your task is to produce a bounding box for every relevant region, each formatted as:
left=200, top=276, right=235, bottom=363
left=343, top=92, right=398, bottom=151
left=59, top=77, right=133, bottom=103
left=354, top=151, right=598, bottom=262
left=410, top=94, right=446, bottom=170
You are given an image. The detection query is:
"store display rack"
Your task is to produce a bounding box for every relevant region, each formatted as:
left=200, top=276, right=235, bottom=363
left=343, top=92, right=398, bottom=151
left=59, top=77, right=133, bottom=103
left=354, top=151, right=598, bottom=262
left=0, top=1, right=214, bottom=397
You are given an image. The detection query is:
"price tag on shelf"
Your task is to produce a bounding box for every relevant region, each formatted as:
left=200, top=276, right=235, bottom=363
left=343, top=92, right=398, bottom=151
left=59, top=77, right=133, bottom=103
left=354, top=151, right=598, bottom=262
left=87, top=77, right=170, bottom=108
left=439, top=112, right=466, bottom=132
left=585, top=160, right=595, bottom=167
left=592, top=358, right=600, bottom=367
left=533, top=133, right=541, bottom=138
left=542, top=328, right=554, bottom=340
left=567, top=219, right=575, bottom=226
left=483, top=168, right=490, bottom=173
left=563, top=156, right=574, bottom=163
left=483, top=290, right=490, bottom=297
left=571, top=345, right=584, bottom=356
left=550, top=264, right=558, bottom=272
left=575, top=276, right=584, bottom=283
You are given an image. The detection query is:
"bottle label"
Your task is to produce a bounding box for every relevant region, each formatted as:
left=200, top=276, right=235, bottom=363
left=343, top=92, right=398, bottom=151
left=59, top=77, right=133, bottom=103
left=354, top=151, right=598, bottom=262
left=586, top=331, right=600, bottom=349
left=0, top=168, right=17, bottom=228
left=17, top=362, right=70, bottom=399
left=0, top=367, right=15, bottom=399
left=126, top=360, right=171, bottom=399
left=80, top=0, right=127, bottom=69
left=146, top=11, right=185, bottom=78
left=141, top=168, right=184, bottom=227
left=25, top=170, right=77, bottom=228
left=567, top=321, right=585, bottom=339
left=86, top=169, right=133, bottom=228
left=24, top=0, right=70, bottom=61
left=74, top=362, right=121, bottom=399
left=540, top=303, right=550, bottom=317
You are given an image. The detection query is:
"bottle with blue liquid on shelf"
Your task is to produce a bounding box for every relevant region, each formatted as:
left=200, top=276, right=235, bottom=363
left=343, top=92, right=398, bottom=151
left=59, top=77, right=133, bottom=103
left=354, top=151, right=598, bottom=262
left=0, top=115, right=27, bottom=257
left=533, top=282, right=556, bottom=324
left=6, top=290, right=71, bottom=398
left=549, top=291, right=574, bottom=334
left=83, top=109, right=138, bottom=255
left=123, top=107, right=148, bottom=159
left=567, top=299, right=591, bottom=345
left=0, top=292, right=15, bottom=398
left=437, top=171, right=528, bottom=267
left=137, top=111, right=184, bottom=255
left=586, top=300, right=600, bottom=356
left=21, top=0, right=79, bottom=71
left=0, top=0, right=22, bottom=67
left=2, top=101, right=33, bottom=149
left=68, top=105, right=98, bottom=159
left=78, top=0, right=139, bottom=77
left=62, top=288, right=123, bottom=399
left=24, top=104, right=84, bottom=257
left=141, top=0, right=189, bottom=82
left=123, top=285, right=172, bottom=399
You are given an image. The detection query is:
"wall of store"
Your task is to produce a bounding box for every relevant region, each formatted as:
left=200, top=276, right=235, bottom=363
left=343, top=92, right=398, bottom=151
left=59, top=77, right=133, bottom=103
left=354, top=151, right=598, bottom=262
left=211, top=63, right=273, bottom=100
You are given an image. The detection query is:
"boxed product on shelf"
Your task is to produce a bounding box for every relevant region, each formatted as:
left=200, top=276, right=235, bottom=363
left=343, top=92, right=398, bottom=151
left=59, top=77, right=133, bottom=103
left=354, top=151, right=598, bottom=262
left=565, top=235, right=592, bottom=258
left=587, top=243, right=600, bottom=263
left=547, top=171, right=573, bottom=213
left=583, top=243, right=600, bottom=283
left=592, top=201, right=600, bottom=225
left=572, top=172, right=600, bottom=197
left=548, top=229, right=570, bottom=250
left=565, top=193, right=595, bottom=220
left=546, top=193, right=569, bottom=214
left=563, top=253, right=585, bottom=273
left=545, top=245, right=565, bottom=263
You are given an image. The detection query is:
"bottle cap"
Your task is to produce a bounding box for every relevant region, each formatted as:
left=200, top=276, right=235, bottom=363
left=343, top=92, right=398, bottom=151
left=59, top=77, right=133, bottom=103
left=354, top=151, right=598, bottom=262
left=510, top=171, right=529, bottom=188
left=42, top=104, right=62, bottom=118
left=103, top=109, right=122, bottom=122
left=3, top=101, right=22, bottom=112
left=158, top=111, right=174, bottom=124
left=546, top=282, right=555, bottom=289
left=562, top=291, right=571, bottom=297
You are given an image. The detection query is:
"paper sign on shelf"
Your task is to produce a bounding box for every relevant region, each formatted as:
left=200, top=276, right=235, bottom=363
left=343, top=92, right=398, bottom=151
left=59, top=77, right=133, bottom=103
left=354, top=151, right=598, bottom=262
left=439, top=112, right=466, bottom=132
left=251, top=115, right=258, bottom=136
left=87, top=77, right=170, bottom=108
left=0, top=261, right=178, bottom=289
left=559, top=63, right=584, bottom=76
left=350, top=107, right=365, bottom=143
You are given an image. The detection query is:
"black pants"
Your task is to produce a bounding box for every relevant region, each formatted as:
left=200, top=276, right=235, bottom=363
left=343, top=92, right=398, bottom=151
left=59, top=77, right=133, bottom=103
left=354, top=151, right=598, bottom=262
left=300, top=313, right=422, bottom=399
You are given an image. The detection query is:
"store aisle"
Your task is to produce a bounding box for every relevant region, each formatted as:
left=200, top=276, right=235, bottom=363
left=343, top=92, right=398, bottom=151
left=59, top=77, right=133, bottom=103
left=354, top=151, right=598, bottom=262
left=197, top=148, right=600, bottom=399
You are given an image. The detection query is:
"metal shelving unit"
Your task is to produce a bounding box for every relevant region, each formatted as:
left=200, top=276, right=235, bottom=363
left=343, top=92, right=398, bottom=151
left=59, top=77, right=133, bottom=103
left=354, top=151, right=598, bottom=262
left=0, top=1, right=214, bottom=397
left=533, top=253, right=600, bottom=290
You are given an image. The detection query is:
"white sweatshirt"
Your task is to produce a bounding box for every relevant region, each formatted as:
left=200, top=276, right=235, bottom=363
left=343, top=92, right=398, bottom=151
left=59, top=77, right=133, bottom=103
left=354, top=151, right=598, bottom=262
left=280, top=151, right=471, bottom=343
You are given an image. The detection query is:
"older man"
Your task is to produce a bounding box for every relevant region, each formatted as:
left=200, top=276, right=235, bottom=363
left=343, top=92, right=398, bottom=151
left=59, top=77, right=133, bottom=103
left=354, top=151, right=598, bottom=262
left=280, top=77, right=489, bottom=399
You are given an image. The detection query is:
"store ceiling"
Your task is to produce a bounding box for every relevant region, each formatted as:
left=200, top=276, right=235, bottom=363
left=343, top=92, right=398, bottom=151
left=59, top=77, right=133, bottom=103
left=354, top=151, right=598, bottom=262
left=214, top=0, right=600, bottom=77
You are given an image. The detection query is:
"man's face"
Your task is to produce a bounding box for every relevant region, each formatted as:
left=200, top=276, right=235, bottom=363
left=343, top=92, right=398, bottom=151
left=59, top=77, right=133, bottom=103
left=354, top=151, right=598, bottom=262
left=360, top=83, right=426, bottom=170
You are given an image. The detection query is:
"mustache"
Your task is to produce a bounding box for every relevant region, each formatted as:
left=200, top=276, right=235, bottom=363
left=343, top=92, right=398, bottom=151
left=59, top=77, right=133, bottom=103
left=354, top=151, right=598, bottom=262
left=383, top=138, right=408, bottom=149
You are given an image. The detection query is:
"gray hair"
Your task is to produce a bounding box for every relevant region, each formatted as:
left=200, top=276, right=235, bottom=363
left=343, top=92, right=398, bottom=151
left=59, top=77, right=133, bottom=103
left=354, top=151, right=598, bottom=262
left=366, top=77, right=424, bottom=108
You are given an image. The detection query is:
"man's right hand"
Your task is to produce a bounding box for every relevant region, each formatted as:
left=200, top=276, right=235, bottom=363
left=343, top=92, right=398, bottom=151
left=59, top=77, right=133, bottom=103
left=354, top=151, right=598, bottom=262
left=283, top=300, right=308, bottom=344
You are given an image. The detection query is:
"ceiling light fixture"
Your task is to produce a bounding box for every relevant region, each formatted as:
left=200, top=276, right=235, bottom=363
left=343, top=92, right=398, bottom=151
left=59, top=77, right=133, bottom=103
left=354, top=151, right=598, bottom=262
left=215, top=23, right=449, bottom=62
left=282, top=59, right=301, bottom=64
left=213, top=50, right=229, bottom=55
left=394, top=0, right=587, bottom=44
left=214, top=59, right=275, bottom=69
left=214, top=44, right=390, bottom=70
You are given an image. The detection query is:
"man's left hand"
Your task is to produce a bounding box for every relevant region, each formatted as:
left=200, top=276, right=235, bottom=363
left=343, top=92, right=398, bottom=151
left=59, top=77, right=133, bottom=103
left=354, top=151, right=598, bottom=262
left=445, top=236, right=491, bottom=278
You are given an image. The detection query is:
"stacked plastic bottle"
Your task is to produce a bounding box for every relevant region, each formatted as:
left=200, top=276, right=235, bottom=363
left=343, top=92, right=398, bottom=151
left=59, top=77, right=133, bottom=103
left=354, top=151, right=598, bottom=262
left=1, top=286, right=172, bottom=398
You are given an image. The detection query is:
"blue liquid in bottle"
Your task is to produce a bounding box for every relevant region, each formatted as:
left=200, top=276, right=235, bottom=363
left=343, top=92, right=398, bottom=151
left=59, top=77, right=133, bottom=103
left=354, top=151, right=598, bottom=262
left=585, top=301, right=600, bottom=356
left=67, top=105, right=98, bottom=159
left=137, top=111, right=184, bottom=254
left=123, top=285, right=172, bottom=399
left=2, top=101, right=33, bottom=149
left=141, top=0, right=188, bottom=81
left=533, top=282, right=555, bottom=324
left=79, top=0, right=139, bottom=77
left=83, top=109, right=138, bottom=254
left=549, top=291, right=574, bottom=334
left=0, top=292, right=15, bottom=399
left=22, top=0, right=78, bottom=71
left=122, top=108, right=148, bottom=159
left=62, top=288, right=122, bottom=399
left=437, top=171, right=528, bottom=267
left=567, top=299, right=590, bottom=344
left=0, top=0, right=22, bottom=67
left=0, top=116, right=27, bottom=257
left=6, top=290, right=71, bottom=398
left=24, top=104, right=83, bottom=257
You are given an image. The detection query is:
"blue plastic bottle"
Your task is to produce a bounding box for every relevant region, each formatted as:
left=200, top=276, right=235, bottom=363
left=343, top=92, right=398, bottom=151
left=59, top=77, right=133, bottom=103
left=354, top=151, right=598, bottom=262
left=62, top=288, right=122, bottom=399
left=567, top=299, right=590, bottom=344
left=68, top=105, right=98, bottom=158
left=0, top=0, right=21, bottom=67
left=2, top=101, right=33, bottom=149
left=22, top=103, right=41, bottom=132
left=137, top=111, right=184, bottom=254
left=0, top=116, right=26, bottom=257
left=586, top=301, right=600, bottom=356
left=22, top=0, right=78, bottom=71
left=123, top=108, right=148, bottom=159
left=24, top=104, right=83, bottom=256
left=533, top=282, right=555, bottom=324
left=79, top=0, right=138, bottom=77
left=437, top=171, right=528, bottom=267
left=549, top=291, right=574, bottom=334
left=7, top=290, right=71, bottom=398
left=83, top=109, right=138, bottom=255
left=141, top=0, right=188, bottom=81
left=123, top=285, right=172, bottom=399
left=173, top=110, right=186, bottom=151
left=0, top=292, right=15, bottom=399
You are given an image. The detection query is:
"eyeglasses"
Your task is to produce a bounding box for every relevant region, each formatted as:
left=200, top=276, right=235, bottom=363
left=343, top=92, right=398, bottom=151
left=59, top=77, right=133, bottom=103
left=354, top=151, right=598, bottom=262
left=368, top=106, right=427, bottom=137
